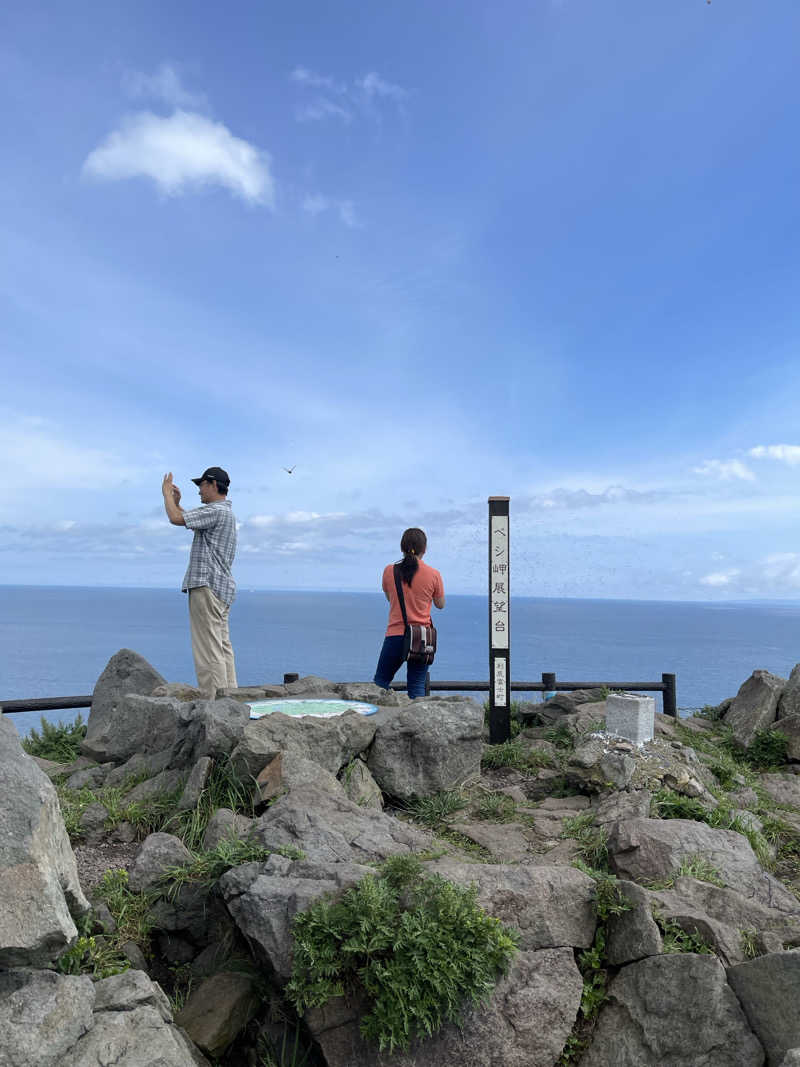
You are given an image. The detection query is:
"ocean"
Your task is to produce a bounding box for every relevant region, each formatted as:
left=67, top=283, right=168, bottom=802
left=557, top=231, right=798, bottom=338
left=2, top=585, right=800, bottom=735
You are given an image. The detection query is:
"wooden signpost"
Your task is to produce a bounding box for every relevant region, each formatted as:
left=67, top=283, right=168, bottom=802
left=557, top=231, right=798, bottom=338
left=488, top=496, right=511, bottom=743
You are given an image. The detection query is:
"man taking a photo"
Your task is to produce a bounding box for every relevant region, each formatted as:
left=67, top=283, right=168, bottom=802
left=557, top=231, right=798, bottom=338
left=162, top=466, right=238, bottom=700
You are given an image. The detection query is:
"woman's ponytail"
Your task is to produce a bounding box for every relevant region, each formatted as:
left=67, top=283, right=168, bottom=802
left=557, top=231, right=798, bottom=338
left=398, top=527, right=427, bottom=586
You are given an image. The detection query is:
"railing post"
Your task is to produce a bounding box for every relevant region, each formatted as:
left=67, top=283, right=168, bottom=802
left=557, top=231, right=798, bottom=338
left=425, top=671, right=431, bottom=697
left=662, top=673, right=677, bottom=718
left=283, top=673, right=299, bottom=684
left=542, top=671, right=556, bottom=701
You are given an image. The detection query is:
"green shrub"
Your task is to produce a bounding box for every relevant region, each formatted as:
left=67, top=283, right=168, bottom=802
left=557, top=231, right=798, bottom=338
left=286, top=855, right=519, bottom=1053
left=475, top=793, right=517, bottom=822
left=57, top=932, right=129, bottom=979
left=95, top=869, right=154, bottom=951
left=22, top=715, right=86, bottom=762
left=746, top=729, right=789, bottom=770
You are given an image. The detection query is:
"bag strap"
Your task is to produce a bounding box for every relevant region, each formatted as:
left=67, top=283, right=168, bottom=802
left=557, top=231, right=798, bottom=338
left=393, top=564, right=409, bottom=628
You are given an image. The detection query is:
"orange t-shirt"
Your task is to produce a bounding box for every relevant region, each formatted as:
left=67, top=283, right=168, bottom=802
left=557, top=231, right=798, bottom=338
left=382, top=560, right=444, bottom=636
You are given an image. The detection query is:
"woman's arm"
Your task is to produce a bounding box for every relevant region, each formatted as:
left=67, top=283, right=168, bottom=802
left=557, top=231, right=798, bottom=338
left=434, top=594, right=445, bottom=610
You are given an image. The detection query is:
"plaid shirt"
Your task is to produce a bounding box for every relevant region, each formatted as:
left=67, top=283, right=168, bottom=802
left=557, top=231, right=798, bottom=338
left=181, top=500, right=237, bottom=606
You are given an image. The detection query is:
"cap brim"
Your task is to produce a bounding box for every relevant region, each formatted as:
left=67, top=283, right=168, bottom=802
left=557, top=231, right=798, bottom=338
left=191, top=477, right=203, bottom=486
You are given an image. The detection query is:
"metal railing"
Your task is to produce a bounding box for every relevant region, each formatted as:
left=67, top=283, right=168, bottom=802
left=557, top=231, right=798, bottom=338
left=1, top=671, right=677, bottom=718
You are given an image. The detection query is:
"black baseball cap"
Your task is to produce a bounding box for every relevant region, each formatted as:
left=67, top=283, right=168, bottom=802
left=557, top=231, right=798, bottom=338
left=192, top=466, right=230, bottom=488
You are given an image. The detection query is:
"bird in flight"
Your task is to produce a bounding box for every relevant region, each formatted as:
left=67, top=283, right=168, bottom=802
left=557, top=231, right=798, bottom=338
left=283, top=465, right=296, bottom=474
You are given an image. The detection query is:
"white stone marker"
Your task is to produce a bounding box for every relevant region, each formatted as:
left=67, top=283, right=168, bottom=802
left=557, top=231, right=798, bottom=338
left=605, top=693, right=655, bottom=746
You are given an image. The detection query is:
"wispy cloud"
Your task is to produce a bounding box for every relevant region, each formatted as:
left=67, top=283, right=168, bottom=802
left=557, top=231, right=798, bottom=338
left=523, top=485, right=667, bottom=510
left=83, top=111, right=275, bottom=205
left=0, top=412, right=138, bottom=490
left=123, top=64, right=207, bottom=110
left=749, top=444, right=800, bottom=466
left=290, top=67, right=347, bottom=94
left=290, top=65, right=409, bottom=124
left=302, top=194, right=360, bottom=227
left=355, top=71, right=408, bottom=103
left=692, top=458, right=755, bottom=482
left=295, top=98, right=352, bottom=124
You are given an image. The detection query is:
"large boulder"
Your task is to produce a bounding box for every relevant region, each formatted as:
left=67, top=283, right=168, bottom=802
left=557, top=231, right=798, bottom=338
left=564, top=736, right=635, bottom=792
left=83, top=694, right=182, bottom=765
left=648, top=877, right=800, bottom=964
left=0, top=969, right=209, bottom=1067
left=305, top=947, right=582, bottom=1067
left=771, top=715, right=800, bottom=762
left=426, top=860, right=597, bottom=950
left=727, top=951, right=800, bottom=1066
left=581, top=953, right=764, bottom=1066
left=168, top=698, right=250, bottom=770
left=607, top=818, right=800, bottom=914
left=231, top=709, right=378, bottom=779
left=778, top=665, right=800, bottom=720
left=605, top=880, right=663, bottom=966
left=248, top=784, right=430, bottom=864
left=128, top=833, right=194, bottom=892
left=81, top=649, right=166, bottom=761
left=367, top=698, right=483, bottom=800
left=175, top=972, right=260, bottom=1058
left=724, top=670, right=785, bottom=749
left=0, top=718, right=90, bottom=968
left=219, top=856, right=373, bottom=980
left=759, top=774, right=800, bottom=809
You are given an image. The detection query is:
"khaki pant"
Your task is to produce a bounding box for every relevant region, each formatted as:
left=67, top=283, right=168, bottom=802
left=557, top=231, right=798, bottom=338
left=188, top=586, right=238, bottom=699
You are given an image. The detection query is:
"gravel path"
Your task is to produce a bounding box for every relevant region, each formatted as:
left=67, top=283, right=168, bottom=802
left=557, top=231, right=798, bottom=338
left=74, top=840, right=139, bottom=894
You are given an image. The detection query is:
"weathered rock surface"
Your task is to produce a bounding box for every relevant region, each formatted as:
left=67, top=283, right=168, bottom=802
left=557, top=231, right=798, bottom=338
left=220, top=857, right=373, bottom=980
left=201, top=808, right=253, bottom=850
left=177, top=756, right=213, bottom=811
left=231, top=709, right=378, bottom=779
left=771, top=714, right=800, bottom=762
left=0, top=718, right=90, bottom=968
left=605, top=880, right=663, bottom=965
left=367, top=698, right=483, bottom=800
left=175, top=971, right=260, bottom=1057
left=82, top=649, right=166, bottom=761
left=565, top=736, right=635, bottom=791
left=306, top=947, right=582, bottom=1067
left=0, top=969, right=95, bottom=1066
left=581, top=953, right=765, bottom=1066
left=759, top=774, right=800, bottom=808
left=256, top=752, right=346, bottom=803
left=168, top=698, right=251, bottom=768
left=0, top=968, right=208, bottom=1067
left=649, top=877, right=800, bottom=964
left=340, top=756, right=384, bottom=809
left=725, top=670, right=786, bottom=749
left=128, top=832, right=194, bottom=892
left=778, top=664, right=800, bottom=720
left=87, top=694, right=183, bottom=766
left=727, top=951, right=800, bottom=1066
left=607, top=817, right=800, bottom=914
left=248, top=784, right=430, bottom=864
left=427, top=860, right=597, bottom=950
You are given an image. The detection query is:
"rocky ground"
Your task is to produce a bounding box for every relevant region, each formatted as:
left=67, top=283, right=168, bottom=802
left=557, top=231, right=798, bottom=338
left=3, top=650, right=800, bottom=1066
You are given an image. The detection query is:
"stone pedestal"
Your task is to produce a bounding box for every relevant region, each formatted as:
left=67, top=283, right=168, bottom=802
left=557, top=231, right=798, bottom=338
left=606, top=693, right=654, bottom=746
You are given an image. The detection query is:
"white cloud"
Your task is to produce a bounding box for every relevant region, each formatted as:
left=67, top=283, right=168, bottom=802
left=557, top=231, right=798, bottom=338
left=290, top=67, right=346, bottom=94
left=0, top=412, right=137, bottom=489
left=692, top=459, right=755, bottom=482
left=525, top=485, right=664, bottom=510
left=295, top=98, right=352, bottom=123
left=700, top=569, right=740, bottom=587
left=302, top=194, right=359, bottom=227
left=83, top=110, right=275, bottom=206
left=123, top=64, right=206, bottom=109
left=748, top=444, right=800, bottom=466
left=356, top=71, right=408, bottom=102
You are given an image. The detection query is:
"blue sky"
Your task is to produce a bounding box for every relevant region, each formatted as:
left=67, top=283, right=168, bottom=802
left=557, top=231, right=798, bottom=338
left=3, top=0, right=800, bottom=599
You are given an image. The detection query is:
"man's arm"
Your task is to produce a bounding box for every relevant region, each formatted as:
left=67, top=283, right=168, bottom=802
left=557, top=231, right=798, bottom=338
left=162, top=473, right=186, bottom=526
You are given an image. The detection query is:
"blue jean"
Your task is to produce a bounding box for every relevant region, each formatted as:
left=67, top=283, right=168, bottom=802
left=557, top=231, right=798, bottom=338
left=373, top=635, right=429, bottom=699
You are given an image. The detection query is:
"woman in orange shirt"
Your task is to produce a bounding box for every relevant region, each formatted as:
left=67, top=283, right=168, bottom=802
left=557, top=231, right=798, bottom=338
left=373, top=527, right=446, bottom=699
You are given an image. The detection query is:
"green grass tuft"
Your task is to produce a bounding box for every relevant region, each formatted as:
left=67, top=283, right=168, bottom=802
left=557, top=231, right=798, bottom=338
left=22, top=715, right=87, bottom=762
